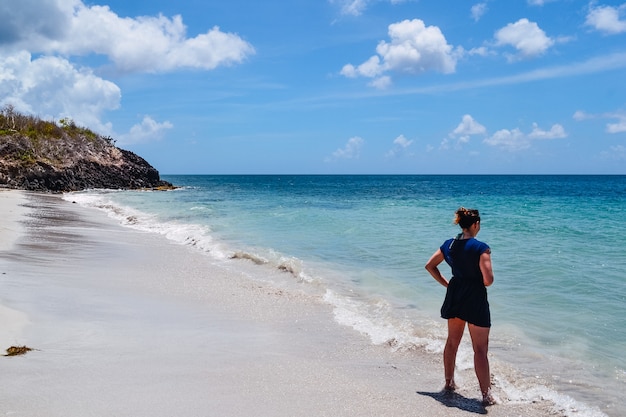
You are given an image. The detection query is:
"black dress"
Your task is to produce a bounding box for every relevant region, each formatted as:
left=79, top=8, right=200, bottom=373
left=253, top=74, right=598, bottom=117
left=439, top=236, right=491, bottom=328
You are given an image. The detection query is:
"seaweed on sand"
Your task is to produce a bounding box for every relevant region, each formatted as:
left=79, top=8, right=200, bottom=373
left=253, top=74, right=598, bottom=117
left=4, top=345, right=34, bottom=356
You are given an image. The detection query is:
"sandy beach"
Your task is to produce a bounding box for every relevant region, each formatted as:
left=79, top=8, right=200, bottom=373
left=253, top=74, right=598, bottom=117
left=0, top=190, right=557, bottom=417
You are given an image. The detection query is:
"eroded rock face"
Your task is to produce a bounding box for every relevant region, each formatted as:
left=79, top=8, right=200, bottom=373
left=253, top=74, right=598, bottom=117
left=0, top=132, right=173, bottom=192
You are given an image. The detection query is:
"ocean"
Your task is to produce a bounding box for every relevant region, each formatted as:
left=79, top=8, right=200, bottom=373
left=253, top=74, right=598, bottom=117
left=64, top=175, right=626, bottom=417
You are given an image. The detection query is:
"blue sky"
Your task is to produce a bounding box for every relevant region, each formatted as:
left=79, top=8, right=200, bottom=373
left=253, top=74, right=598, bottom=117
left=1, top=0, right=626, bottom=174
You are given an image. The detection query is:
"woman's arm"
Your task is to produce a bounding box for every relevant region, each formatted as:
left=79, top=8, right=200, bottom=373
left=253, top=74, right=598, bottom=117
left=425, top=249, right=449, bottom=288
left=479, top=249, right=494, bottom=287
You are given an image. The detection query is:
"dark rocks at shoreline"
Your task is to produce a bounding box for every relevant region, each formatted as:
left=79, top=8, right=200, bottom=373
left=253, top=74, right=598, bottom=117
left=0, top=132, right=174, bottom=193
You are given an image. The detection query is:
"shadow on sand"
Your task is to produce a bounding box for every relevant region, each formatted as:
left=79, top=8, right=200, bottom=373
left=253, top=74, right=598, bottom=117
left=416, top=390, right=487, bottom=414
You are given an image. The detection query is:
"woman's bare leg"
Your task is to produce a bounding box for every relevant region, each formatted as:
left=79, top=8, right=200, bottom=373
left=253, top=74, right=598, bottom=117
left=444, top=318, right=466, bottom=390
left=468, top=323, right=495, bottom=404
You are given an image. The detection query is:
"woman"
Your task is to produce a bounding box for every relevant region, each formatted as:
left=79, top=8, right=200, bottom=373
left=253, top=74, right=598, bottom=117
left=424, top=207, right=496, bottom=406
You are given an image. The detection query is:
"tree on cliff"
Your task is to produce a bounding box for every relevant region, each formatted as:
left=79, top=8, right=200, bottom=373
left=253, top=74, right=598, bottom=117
left=0, top=105, right=172, bottom=192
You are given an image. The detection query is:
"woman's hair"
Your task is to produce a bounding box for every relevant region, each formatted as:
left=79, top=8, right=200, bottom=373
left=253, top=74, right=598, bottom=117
left=454, top=207, right=480, bottom=229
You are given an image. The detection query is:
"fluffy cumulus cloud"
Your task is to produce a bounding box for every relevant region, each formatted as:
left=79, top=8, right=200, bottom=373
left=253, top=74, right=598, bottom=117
left=452, top=114, right=487, bottom=137
left=118, top=116, right=174, bottom=145
left=484, top=123, right=566, bottom=151
left=528, top=122, right=566, bottom=139
left=0, top=0, right=254, bottom=137
left=62, top=7, right=254, bottom=73
left=0, top=0, right=255, bottom=73
left=385, top=134, right=414, bottom=158
left=326, top=136, right=364, bottom=161
left=441, top=114, right=486, bottom=149
left=0, top=51, right=120, bottom=133
left=494, top=18, right=554, bottom=59
left=585, top=3, right=626, bottom=35
left=484, top=128, right=528, bottom=151
left=341, top=19, right=460, bottom=88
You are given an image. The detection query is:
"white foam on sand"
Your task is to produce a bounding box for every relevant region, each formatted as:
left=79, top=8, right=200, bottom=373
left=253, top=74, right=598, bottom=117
left=0, top=192, right=564, bottom=417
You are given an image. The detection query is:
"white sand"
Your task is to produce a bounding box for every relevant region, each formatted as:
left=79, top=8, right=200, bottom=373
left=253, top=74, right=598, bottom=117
left=0, top=189, right=28, bottom=252
left=0, top=190, right=555, bottom=416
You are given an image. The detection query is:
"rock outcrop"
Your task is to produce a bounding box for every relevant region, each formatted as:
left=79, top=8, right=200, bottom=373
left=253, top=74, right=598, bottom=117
left=0, top=109, right=173, bottom=192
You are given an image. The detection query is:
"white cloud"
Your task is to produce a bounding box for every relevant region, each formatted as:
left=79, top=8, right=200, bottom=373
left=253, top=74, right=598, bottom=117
left=341, top=56, right=385, bottom=78
left=573, top=110, right=592, bottom=121
left=378, top=20, right=459, bottom=74
left=0, top=0, right=254, bottom=137
left=329, top=0, right=407, bottom=16
left=393, top=134, right=413, bottom=148
left=467, top=46, right=490, bottom=57
left=527, top=0, right=557, bottom=5
left=368, top=75, right=392, bottom=89
left=452, top=114, right=487, bottom=137
left=527, top=0, right=543, bottom=4
left=341, top=19, right=460, bottom=87
left=471, top=3, right=488, bottom=22
left=494, top=18, right=554, bottom=59
left=606, top=116, right=626, bottom=133
left=326, top=136, right=364, bottom=161
left=528, top=123, right=567, bottom=139
left=528, top=122, right=567, bottom=139
left=483, top=128, right=529, bottom=151
left=385, top=134, right=414, bottom=158
left=573, top=109, right=626, bottom=133
left=331, top=0, right=368, bottom=16
left=585, top=4, right=626, bottom=35
left=0, top=51, right=120, bottom=133
left=339, top=64, right=357, bottom=78
left=118, top=116, right=174, bottom=145
left=0, top=1, right=255, bottom=74
left=441, top=114, right=486, bottom=149
left=484, top=123, right=566, bottom=151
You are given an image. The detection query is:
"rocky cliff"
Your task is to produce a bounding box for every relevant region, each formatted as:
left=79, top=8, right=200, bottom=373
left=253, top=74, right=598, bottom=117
left=0, top=107, right=173, bottom=192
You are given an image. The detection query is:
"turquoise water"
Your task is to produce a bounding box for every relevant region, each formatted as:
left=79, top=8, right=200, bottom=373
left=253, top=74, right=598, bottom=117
left=66, top=175, right=626, bottom=416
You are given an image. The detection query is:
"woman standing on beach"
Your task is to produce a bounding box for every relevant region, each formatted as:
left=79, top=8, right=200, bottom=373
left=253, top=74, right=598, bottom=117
left=424, top=207, right=496, bottom=406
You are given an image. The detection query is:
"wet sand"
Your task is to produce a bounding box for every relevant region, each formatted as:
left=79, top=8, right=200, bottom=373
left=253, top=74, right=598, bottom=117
left=0, top=190, right=555, bottom=416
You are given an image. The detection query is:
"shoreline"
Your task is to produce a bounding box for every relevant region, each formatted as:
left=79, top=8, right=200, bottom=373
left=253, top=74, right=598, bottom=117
left=0, top=190, right=559, bottom=416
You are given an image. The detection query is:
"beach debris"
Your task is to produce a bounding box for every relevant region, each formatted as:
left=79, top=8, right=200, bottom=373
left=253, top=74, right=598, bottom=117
left=4, top=345, right=34, bottom=356
left=231, top=251, right=267, bottom=265
left=278, top=262, right=299, bottom=277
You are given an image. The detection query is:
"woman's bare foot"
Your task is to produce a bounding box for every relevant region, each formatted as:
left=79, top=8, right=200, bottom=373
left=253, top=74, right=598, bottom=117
left=444, top=379, right=457, bottom=391
left=482, top=388, right=497, bottom=406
